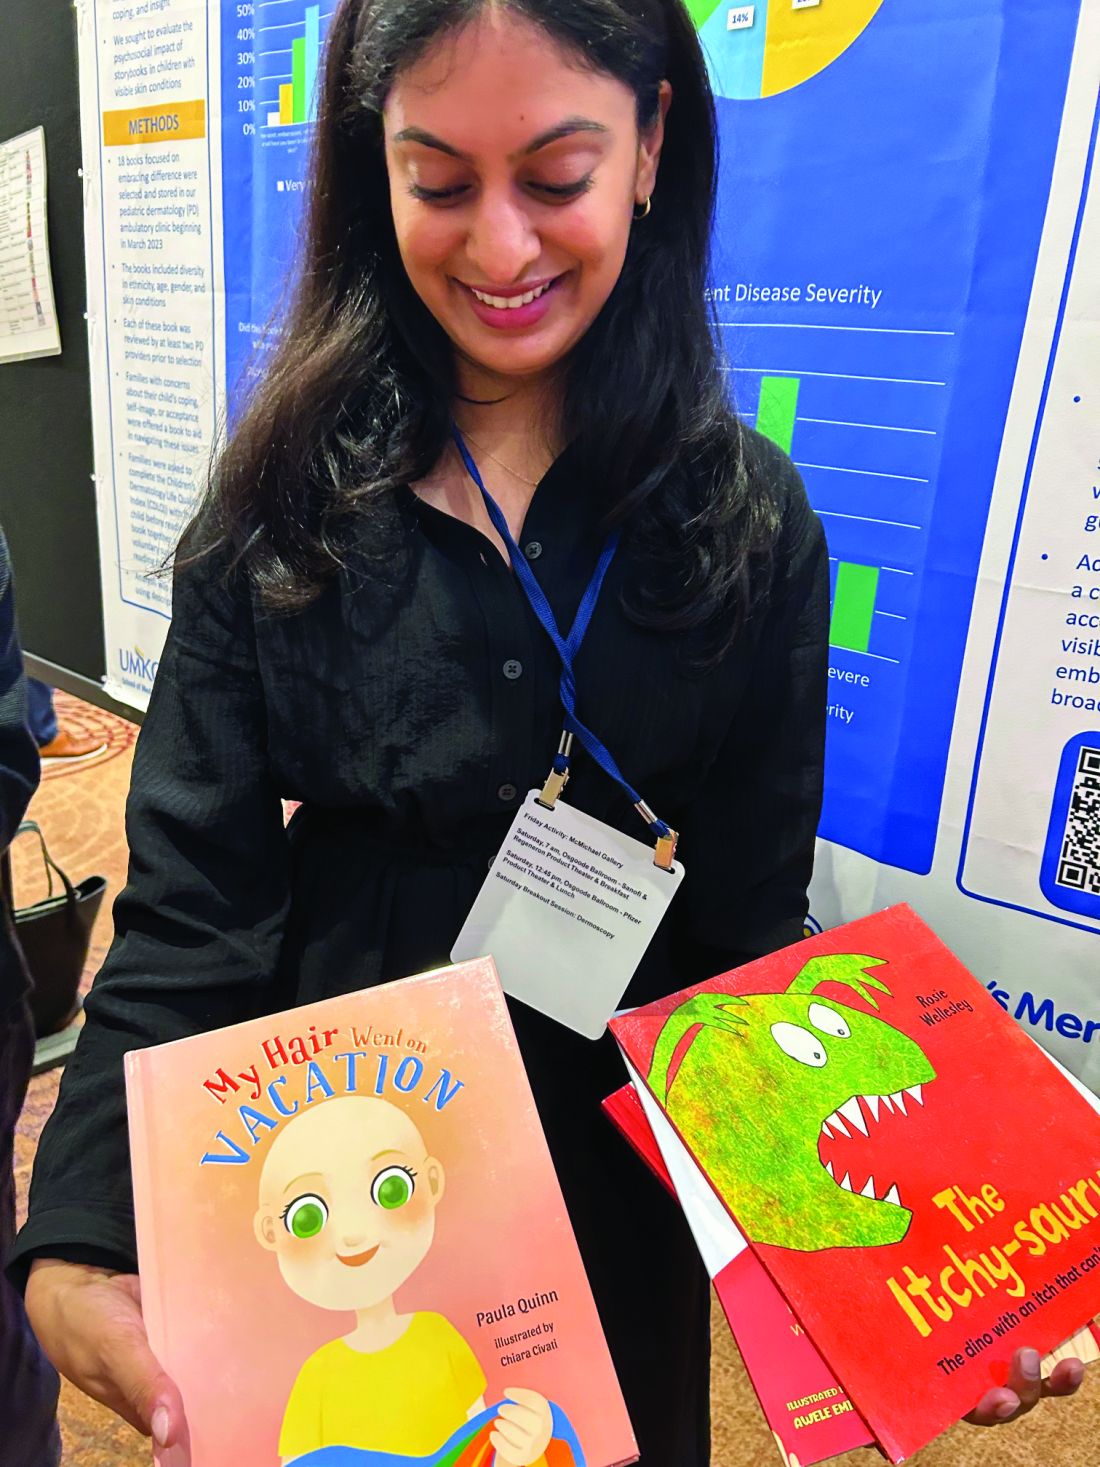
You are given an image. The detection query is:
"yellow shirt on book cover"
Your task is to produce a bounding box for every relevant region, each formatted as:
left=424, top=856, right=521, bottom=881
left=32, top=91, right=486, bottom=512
left=278, top=1310, right=488, bottom=1457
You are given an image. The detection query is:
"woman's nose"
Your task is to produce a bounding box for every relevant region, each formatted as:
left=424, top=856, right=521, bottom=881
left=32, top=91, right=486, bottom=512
left=464, top=191, right=541, bottom=285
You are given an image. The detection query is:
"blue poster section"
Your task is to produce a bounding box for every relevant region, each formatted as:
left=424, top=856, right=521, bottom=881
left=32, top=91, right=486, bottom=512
left=221, top=0, right=328, bottom=405
left=219, top=0, right=1082, bottom=877
left=709, top=0, right=1082, bottom=873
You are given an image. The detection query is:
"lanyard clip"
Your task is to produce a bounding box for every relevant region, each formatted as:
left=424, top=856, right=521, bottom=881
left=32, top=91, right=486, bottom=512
left=537, top=732, right=574, bottom=810
left=635, top=798, right=679, bottom=872
left=653, top=828, right=679, bottom=872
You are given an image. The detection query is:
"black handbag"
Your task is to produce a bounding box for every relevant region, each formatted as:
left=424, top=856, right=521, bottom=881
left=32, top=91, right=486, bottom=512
left=0, top=821, right=107, bottom=1037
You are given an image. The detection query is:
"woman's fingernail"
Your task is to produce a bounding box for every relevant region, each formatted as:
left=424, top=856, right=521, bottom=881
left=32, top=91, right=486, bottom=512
left=1021, top=1349, right=1041, bottom=1379
left=996, top=1399, right=1017, bottom=1420
left=152, top=1406, right=170, bottom=1447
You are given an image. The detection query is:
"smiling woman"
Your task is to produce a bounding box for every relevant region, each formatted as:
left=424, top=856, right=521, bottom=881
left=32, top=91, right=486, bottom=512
left=384, top=36, right=657, bottom=374
left=182, top=0, right=774, bottom=644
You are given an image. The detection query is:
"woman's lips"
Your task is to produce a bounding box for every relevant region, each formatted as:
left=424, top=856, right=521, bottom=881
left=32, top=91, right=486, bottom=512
left=458, top=274, right=566, bottom=331
left=337, top=1243, right=380, bottom=1267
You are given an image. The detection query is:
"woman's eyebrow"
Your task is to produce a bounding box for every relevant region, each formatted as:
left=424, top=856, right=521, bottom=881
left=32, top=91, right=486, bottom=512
left=391, top=117, right=610, bottom=163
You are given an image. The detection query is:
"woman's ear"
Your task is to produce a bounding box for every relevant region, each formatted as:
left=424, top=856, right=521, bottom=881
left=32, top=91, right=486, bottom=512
left=636, top=80, right=673, bottom=202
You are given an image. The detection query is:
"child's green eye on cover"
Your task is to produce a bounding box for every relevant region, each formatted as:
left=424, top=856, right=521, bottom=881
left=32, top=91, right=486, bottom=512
left=284, top=1193, right=329, bottom=1239
left=372, top=1165, right=416, bottom=1210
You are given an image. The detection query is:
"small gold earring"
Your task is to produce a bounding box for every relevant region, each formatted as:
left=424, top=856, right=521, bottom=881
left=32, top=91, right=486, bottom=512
left=633, top=195, right=652, bottom=221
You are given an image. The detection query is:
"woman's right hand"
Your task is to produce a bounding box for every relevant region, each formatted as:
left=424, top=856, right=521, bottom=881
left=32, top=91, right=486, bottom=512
left=25, top=1258, right=188, bottom=1453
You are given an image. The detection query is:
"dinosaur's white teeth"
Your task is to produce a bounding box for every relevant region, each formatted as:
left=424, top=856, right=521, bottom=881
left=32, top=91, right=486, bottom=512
left=860, top=1175, right=877, bottom=1199
left=825, top=1161, right=835, bottom=1178
left=880, top=1093, right=895, bottom=1114
left=891, top=1091, right=909, bottom=1116
left=906, top=1084, right=924, bottom=1106
left=826, top=1110, right=850, bottom=1139
left=821, top=1121, right=833, bottom=1138
left=884, top=1183, right=903, bottom=1207
left=862, top=1093, right=881, bottom=1123
left=839, top=1172, right=853, bottom=1192
left=839, top=1096, right=868, bottom=1136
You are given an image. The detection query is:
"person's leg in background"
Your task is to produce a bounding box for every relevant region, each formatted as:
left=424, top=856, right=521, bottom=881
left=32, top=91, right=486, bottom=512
left=25, top=679, right=57, bottom=750
left=26, top=677, right=105, bottom=764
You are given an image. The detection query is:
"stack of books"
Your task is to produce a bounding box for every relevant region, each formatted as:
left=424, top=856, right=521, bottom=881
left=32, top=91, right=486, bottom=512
left=605, top=905, right=1100, bottom=1465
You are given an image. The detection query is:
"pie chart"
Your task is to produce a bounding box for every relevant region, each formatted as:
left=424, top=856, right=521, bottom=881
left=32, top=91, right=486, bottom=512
left=690, top=0, right=885, bottom=100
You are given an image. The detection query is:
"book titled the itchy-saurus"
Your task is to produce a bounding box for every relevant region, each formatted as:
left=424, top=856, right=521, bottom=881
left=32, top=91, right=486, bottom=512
left=125, top=958, right=636, bottom=1467
left=610, top=905, right=1100, bottom=1463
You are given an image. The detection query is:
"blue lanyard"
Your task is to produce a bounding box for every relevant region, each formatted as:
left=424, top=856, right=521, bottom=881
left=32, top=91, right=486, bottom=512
left=452, top=425, right=675, bottom=851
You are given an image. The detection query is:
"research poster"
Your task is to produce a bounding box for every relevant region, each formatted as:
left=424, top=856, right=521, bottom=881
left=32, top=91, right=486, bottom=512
left=79, top=0, right=1100, bottom=1077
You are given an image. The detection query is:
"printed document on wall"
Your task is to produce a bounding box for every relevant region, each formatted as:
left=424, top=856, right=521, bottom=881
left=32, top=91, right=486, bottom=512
left=0, top=127, right=61, bottom=365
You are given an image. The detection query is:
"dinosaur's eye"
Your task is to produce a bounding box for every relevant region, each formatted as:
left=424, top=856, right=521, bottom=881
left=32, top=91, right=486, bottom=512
left=809, top=1003, right=850, bottom=1039
left=771, top=1022, right=828, bottom=1067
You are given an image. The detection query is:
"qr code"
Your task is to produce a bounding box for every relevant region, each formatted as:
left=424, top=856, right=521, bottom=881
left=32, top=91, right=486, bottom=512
left=1056, top=746, right=1100, bottom=895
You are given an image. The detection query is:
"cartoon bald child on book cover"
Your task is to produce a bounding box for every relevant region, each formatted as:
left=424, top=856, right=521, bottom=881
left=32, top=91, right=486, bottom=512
left=255, top=1093, right=579, bottom=1466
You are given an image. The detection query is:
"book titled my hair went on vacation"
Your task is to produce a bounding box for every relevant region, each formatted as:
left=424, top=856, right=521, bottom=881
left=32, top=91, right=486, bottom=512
left=125, top=957, right=636, bottom=1467
left=610, top=905, right=1100, bottom=1463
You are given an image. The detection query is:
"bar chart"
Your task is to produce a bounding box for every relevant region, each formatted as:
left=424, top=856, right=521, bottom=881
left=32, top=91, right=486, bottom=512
left=258, top=2, right=328, bottom=131
left=733, top=316, right=957, bottom=872
left=754, top=373, right=901, bottom=661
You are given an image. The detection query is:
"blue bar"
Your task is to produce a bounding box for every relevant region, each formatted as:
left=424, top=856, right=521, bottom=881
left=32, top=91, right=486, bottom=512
left=305, top=5, right=321, bottom=123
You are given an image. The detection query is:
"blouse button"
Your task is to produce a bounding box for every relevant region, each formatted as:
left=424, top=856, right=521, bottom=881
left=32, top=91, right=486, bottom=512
left=502, top=659, right=523, bottom=680
left=497, top=783, right=518, bottom=802
left=524, top=541, right=543, bottom=560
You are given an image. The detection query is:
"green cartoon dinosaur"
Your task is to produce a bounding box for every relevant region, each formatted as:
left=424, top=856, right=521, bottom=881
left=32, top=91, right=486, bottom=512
left=647, top=954, right=935, bottom=1252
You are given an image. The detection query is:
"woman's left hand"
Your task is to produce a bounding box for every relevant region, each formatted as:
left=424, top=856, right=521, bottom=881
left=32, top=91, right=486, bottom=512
left=964, top=1347, right=1085, bottom=1427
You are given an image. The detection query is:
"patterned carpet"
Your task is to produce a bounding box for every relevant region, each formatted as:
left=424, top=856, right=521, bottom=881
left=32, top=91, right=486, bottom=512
left=12, top=691, right=1100, bottom=1465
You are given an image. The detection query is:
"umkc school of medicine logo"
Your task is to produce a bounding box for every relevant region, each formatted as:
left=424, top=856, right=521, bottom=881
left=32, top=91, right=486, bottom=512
left=118, top=645, right=160, bottom=687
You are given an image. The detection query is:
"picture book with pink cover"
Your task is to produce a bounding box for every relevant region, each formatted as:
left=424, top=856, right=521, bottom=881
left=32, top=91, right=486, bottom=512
left=125, top=957, right=636, bottom=1467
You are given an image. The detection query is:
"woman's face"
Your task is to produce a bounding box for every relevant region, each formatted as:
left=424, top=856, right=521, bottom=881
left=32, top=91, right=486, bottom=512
left=383, top=8, right=668, bottom=386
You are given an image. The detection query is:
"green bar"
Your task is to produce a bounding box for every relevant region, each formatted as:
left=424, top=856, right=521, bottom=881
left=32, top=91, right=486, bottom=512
left=830, top=562, right=879, bottom=654
left=292, top=37, right=306, bottom=123
left=755, top=375, right=800, bottom=455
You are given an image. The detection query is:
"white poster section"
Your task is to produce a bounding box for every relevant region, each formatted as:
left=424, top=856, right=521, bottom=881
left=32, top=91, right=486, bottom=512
left=77, top=1, right=1100, bottom=1080
left=76, top=0, right=223, bottom=700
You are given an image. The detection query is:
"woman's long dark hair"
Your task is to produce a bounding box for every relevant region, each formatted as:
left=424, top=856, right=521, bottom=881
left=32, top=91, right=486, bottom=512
left=189, top=0, right=781, bottom=649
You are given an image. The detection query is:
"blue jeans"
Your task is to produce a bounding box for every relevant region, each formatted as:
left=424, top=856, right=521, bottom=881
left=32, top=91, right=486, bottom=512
left=25, top=681, right=57, bottom=751
left=1, top=920, right=62, bottom=1467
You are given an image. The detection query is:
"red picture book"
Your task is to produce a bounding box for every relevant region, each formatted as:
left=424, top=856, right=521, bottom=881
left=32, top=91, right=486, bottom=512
left=603, top=1081, right=874, bottom=1466
left=610, top=905, right=1100, bottom=1462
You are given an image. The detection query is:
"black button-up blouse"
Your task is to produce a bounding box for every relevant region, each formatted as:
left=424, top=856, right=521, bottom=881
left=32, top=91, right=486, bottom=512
left=12, top=426, right=829, bottom=1278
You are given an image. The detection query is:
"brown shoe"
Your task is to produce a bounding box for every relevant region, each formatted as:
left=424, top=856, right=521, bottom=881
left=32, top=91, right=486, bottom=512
left=38, top=727, right=108, bottom=764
